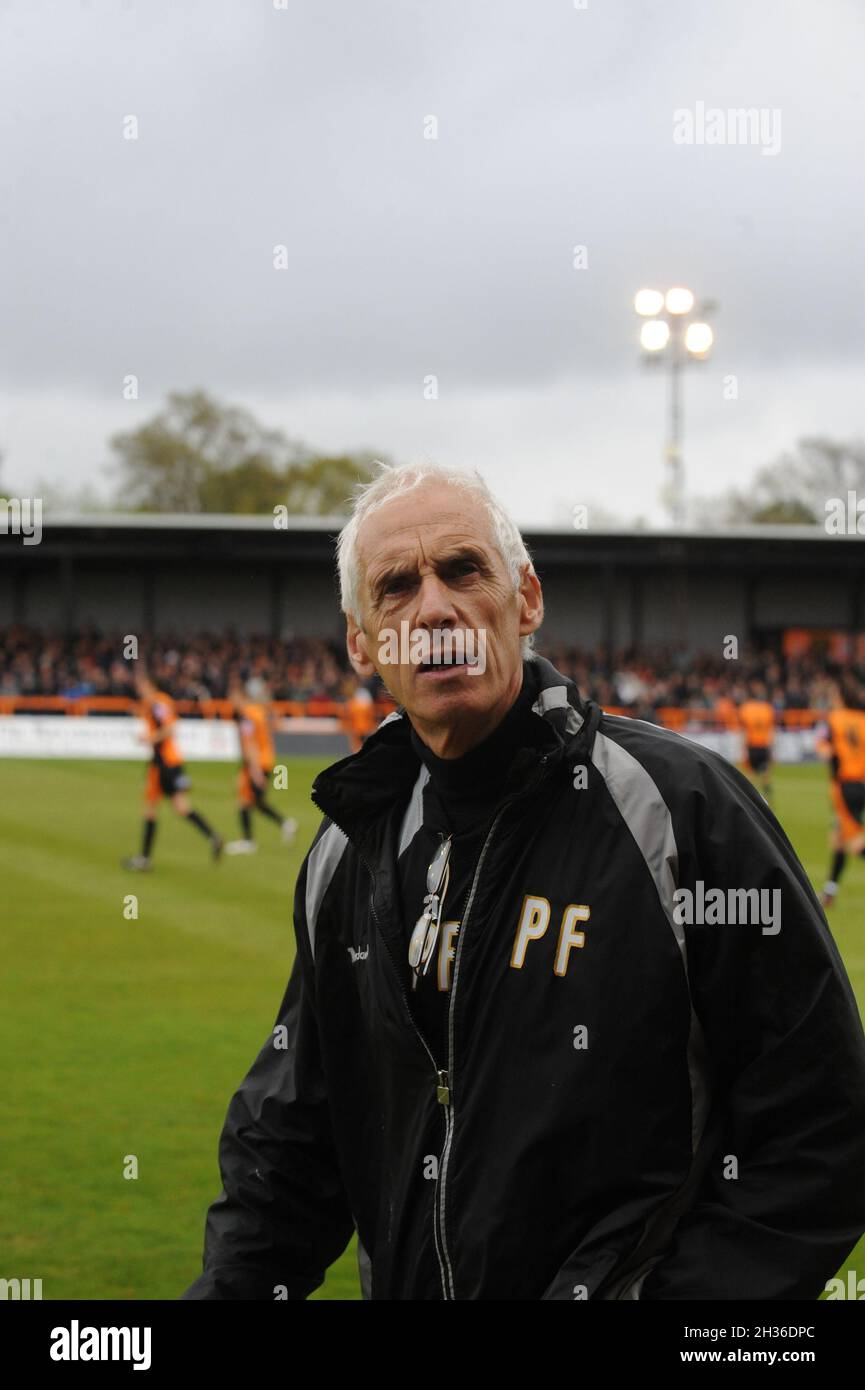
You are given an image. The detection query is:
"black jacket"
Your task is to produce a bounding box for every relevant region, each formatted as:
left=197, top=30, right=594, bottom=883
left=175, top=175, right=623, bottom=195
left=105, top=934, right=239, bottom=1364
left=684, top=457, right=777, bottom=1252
left=183, top=656, right=865, bottom=1300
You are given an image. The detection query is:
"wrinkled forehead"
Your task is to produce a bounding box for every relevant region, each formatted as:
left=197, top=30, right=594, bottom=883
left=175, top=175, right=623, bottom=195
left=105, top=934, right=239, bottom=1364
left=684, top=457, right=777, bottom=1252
left=356, top=484, right=500, bottom=577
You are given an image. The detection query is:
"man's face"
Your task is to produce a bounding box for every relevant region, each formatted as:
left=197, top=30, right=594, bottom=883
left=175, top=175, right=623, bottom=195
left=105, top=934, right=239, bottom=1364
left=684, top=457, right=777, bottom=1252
left=346, top=483, right=543, bottom=753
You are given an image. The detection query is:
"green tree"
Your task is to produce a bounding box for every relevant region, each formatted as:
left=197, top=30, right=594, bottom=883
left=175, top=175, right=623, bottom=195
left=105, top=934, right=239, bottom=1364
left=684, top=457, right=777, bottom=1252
left=110, top=390, right=380, bottom=515
left=694, top=436, right=865, bottom=526
left=284, top=453, right=382, bottom=517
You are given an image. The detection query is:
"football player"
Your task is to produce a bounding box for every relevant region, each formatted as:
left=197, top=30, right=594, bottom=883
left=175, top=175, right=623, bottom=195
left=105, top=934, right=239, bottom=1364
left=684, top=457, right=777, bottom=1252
left=122, top=667, right=223, bottom=871
left=738, top=680, right=776, bottom=804
left=224, top=677, right=297, bottom=854
left=817, top=677, right=865, bottom=908
left=345, top=676, right=377, bottom=754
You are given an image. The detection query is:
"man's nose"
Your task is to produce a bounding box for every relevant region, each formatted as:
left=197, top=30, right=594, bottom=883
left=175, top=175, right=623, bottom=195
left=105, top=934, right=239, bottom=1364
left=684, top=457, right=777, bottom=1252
left=414, top=573, right=459, bottom=630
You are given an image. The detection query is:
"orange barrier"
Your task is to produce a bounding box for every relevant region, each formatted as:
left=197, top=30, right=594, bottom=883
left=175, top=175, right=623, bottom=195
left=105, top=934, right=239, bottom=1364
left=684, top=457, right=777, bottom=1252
left=0, top=694, right=398, bottom=721
left=654, top=706, right=821, bottom=733
left=0, top=695, right=829, bottom=730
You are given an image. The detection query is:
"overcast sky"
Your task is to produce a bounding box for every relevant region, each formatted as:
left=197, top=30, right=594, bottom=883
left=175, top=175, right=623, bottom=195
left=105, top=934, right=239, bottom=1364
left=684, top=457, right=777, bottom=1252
left=1, top=0, right=863, bottom=526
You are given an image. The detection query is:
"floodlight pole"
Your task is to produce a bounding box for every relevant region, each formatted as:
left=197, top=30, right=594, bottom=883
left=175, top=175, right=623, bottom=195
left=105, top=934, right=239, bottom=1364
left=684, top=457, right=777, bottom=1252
left=666, top=337, right=684, bottom=528
left=635, top=290, right=716, bottom=529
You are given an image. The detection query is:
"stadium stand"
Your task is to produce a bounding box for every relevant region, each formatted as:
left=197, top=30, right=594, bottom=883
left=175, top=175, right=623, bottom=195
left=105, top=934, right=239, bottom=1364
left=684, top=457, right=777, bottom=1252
left=3, top=514, right=864, bottom=737
left=0, top=625, right=859, bottom=722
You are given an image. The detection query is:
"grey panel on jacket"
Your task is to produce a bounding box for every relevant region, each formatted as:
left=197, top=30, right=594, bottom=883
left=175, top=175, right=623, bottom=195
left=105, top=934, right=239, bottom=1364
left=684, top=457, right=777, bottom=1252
left=305, top=822, right=349, bottom=960
left=590, top=727, right=711, bottom=1154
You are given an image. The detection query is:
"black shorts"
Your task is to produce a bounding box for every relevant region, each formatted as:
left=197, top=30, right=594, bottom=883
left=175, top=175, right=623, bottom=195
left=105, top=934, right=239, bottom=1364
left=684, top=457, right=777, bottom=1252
left=840, top=780, right=865, bottom=824
left=746, top=746, right=771, bottom=773
left=152, top=763, right=191, bottom=798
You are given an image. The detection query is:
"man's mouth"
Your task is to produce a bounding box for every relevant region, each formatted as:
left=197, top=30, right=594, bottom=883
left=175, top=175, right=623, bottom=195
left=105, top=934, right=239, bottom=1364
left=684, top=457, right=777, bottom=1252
left=418, top=656, right=471, bottom=674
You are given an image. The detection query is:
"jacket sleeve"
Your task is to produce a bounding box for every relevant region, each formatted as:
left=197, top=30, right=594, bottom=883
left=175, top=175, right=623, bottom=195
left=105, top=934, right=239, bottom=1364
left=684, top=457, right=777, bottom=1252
left=181, top=842, right=355, bottom=1299
left=639, top=752, right=865, bottom=1300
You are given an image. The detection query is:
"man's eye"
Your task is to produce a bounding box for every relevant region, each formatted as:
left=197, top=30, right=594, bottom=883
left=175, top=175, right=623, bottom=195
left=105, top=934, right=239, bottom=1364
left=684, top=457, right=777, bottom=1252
left=450, top=560, right=478, bottom=577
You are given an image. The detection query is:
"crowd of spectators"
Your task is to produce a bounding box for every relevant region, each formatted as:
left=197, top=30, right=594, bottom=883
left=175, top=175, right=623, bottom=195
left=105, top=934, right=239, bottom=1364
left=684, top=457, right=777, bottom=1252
left=0, top=625, right=859, bottom=715
left=0, top=626, right=349, bottom=702
left=542, top=642, right=846, bottom=720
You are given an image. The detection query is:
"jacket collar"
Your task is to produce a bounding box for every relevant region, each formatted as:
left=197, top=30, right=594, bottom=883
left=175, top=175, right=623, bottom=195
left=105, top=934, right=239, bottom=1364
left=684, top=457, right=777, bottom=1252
left=311, top=654, right=600, bottom=853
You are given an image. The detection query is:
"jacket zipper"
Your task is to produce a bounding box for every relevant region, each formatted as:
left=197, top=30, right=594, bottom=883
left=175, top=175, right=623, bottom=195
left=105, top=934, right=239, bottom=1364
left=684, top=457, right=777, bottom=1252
left=310, top=794, right=454, bottom=1297
left=313, top=752, right=552, bottom=1301
left=435, top=751, right=554, bottom=1299
left=435, top=804, right=508, bottom=1299
left=362, top=858, right=458, bottom=1299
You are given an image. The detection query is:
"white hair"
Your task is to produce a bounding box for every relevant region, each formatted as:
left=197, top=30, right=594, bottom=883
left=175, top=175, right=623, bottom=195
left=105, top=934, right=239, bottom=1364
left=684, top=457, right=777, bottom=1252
left=336, top=460, right=539, bottom=659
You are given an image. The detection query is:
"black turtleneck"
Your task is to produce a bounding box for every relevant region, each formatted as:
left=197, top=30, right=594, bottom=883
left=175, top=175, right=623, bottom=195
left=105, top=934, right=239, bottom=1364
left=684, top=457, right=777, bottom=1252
left=407, top=666, right=542, bottom=835
left=397, top=664, right=544, bottom=1063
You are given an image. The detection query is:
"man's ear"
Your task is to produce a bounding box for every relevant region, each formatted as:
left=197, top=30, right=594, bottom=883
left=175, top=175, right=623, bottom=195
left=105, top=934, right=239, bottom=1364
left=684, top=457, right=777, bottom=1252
left=517, top=563, right=544, bottom=638
left=346, top=614, right=377, bottom=678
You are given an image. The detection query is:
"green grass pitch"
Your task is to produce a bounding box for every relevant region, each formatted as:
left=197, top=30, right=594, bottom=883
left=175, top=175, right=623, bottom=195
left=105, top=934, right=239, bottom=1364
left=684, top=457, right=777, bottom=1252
left=0, top=757, right=862, bottom=1301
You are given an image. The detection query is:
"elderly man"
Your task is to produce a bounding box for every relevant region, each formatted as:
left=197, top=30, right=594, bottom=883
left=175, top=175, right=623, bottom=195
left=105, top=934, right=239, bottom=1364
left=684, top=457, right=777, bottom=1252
left=183, top=463, right=865, bottom=1301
